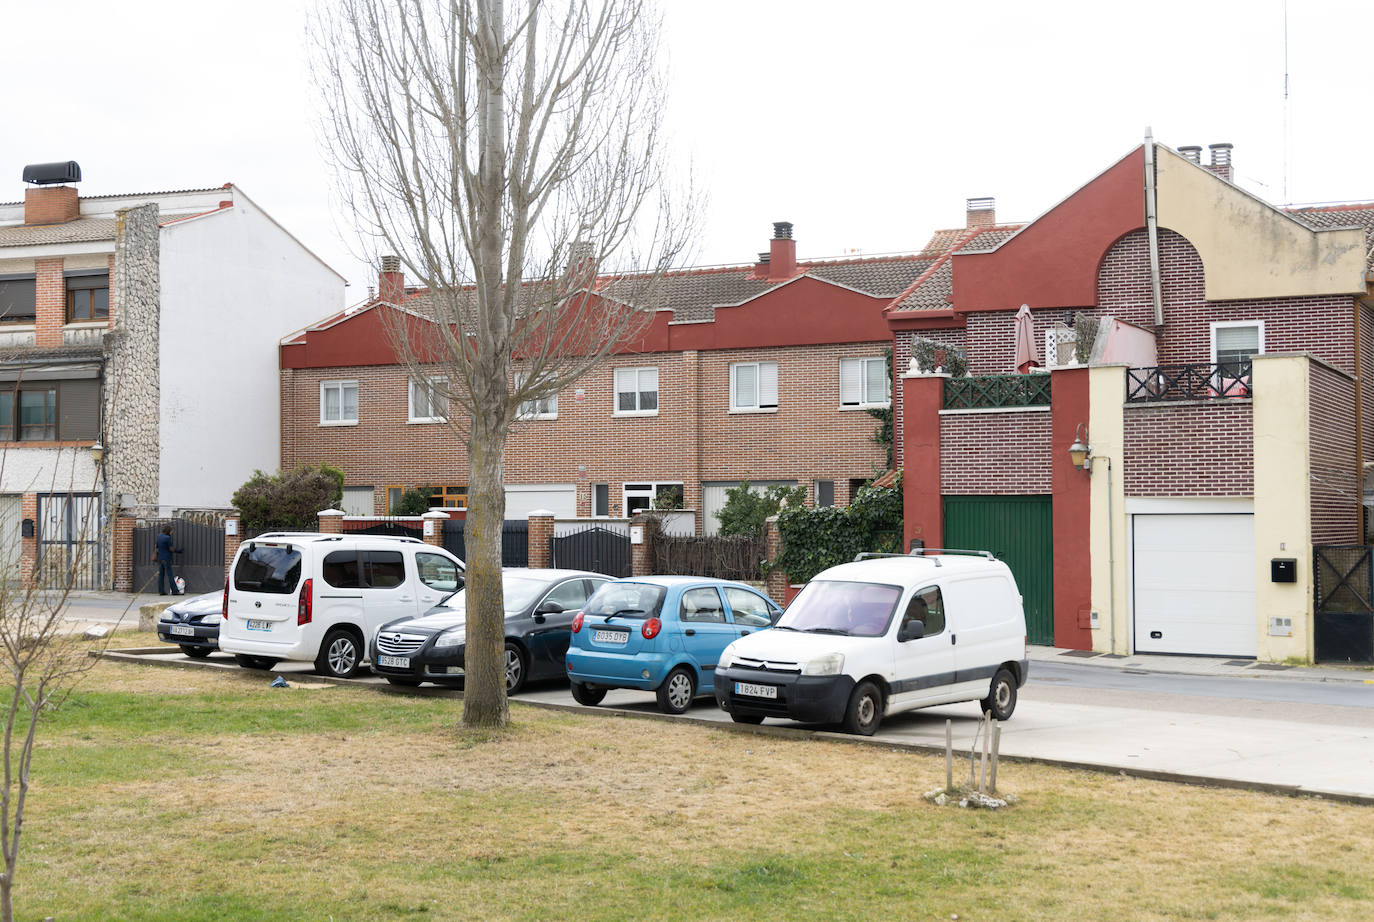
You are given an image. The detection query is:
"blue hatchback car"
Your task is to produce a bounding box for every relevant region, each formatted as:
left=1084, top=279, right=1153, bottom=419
left=565, top=576, right=782, bottom=714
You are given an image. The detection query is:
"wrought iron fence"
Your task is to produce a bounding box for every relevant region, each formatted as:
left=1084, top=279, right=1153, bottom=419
left=1126, top=361, right=1251, bottom=403
left=651, top=533, right=767, bottom=581
left=1314, top=545, right=1373, bottom=664
left=943, top=374, right=1051, bottom=410
left=551, top=525, right=630, bottom=577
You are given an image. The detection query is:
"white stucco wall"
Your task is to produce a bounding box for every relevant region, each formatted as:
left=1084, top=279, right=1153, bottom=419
left=0, top=446, right=98, bottom=495
left=157, top=190, right=344, bottom=508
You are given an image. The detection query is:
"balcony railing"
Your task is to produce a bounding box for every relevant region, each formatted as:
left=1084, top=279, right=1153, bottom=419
left=943, top=374, right=1051, bottom=410
left=1126, top=362, right=1251, bottom=403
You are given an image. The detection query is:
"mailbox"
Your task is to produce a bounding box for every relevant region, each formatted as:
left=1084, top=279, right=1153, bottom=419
left=20, top=519, right=33, bottom=539
left=1271, top=558, right=1297, bottom=583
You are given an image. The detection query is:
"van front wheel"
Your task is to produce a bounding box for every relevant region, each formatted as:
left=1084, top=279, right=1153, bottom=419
left=316, top=629, right=361, bottom=678
left=843, top=680, right=883, bottom=736
left=981, top=667, right=1018, bottom=721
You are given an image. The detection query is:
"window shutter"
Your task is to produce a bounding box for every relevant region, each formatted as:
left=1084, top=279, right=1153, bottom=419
left=759, top=362, right=778, bottom=408
left=1215, top=325, right=1259, bottom=356
left=840, top=359, right=861, bottom=405
left=734, top=364, right=756, bottom=408
left=864, top=358, right=887, bottom=404
left=640, top=367, right=658, bottom=408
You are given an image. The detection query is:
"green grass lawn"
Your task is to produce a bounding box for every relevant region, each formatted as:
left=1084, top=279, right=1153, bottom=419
left=13, top=659, right=1374, bottom=920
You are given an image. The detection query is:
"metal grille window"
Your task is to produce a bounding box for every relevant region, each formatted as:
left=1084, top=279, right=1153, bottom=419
left=614, top=366, right=658, bottom=414
left=320, top=380, right=359, bottom=424
left=731, top=361, right=778, bottom=411
left=840, top=357, right=889, bottom=407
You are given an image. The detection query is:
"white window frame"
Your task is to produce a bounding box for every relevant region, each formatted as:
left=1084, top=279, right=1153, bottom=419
left=614, top=366, right=659, bottom=417
left=839, top=357, right=890, bottom=409
left=515, top=371, right=557, bottom=420
left=319, top=379, right=359, bottom=426
left=622, top=481, right=683, bottom=516
left=408, top=376, right=448, bottom=423
left=730, top=361, right=778, bottom=413
left=1209, top=320, right=1264, bottom=367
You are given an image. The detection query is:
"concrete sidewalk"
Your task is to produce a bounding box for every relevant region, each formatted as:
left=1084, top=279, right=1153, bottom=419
left=1027, top=644, right=1374, bottom=685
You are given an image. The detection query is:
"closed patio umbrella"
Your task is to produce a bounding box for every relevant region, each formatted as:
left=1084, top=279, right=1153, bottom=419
left=1014, top=303, right=1039, bottom=373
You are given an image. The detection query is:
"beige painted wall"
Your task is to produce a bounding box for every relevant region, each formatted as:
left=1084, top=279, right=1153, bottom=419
left=1251, top=354, right=1314, bottom=661
left=1087, top=365, right=1129, bottom=653
left=1156, top=147, right=1367, bottom=301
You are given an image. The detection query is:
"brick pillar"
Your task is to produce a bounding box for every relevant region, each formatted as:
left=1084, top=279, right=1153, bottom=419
left=318, top=509, right=345, bottom=534
left=20, top=493, right=37, bottom=590
left=629, top=513, right=659, bottom=576
left=763, top=515, right=788, bottom=605
left=528, top=512, right=555, bottom=569
left=224, top=512, right=242, bottom=583
left=422, top=510, right=447, bottom=547
left=34, top=257, right=64, bottom=348
left=1050, top=367, right=1093, bottom=651
left=113, top=508, right=135, bottom=592
left=901, top=372, right=947, bottom=553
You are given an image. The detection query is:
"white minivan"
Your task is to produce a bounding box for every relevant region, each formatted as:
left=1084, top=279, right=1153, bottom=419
left=714, top=550, right=1028, bottom=735
left=219, top=533, right=464, bottom=678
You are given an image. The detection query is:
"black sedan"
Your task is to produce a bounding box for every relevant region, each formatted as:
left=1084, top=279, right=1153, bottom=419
left=370, top=568, right=609, bottom=693
left=155, top=591, right=225, bottom=658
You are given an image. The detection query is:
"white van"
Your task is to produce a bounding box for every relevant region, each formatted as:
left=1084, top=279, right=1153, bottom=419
left=219, top=533, right=464, bottom=678
left=713, top=550, right=1028, bottom=735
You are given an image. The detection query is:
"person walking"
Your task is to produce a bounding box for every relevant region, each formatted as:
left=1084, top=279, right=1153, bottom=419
left=155, top=524, right=182, bottom=596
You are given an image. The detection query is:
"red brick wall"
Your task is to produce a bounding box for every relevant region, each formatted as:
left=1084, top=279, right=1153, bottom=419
left=894, top=329, right=966, bottom=465
left=281, top=342, right=889, bottom=522
left=34, top=257, right=64, bottom=348
left=939, top=409, right=1052, bottom=494
left=1122, top=402, right=1253, bottom=496
left=113, top=512, right=135, bottom=592
left=1309, top=361, right=1359, bottom=544
left=1360, top=302, right=1374, bottom=537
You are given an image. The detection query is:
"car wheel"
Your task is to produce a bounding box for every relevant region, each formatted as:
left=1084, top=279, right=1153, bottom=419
left=981, top=667, right=1018, bottom=721
left=315, top=629, right=361, bottom=679
left=655, top=666, right=696, bottom=715
left=503, top=642, right=528, bottom=695
left=180, top=645, right=212, bottom=659
left=569, top=681, right=606, bottom=706
left=385, top=676, right=422, bottom=687
left=233, top=654, right=278, bottom=670
left=730, top=712, right=764, bottom=725
left=842, top=680, right=883, bottom=736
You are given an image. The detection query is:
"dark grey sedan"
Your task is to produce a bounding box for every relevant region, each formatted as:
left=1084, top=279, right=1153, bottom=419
left=369, top=568, right=610, bottom=693
left=155, top=591, right=226, bottom=658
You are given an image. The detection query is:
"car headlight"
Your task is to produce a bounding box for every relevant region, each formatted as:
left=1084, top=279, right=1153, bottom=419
left=802, top=652, right=844, bottom=676
left=433, top=628, right=465, bottom=649
left=717, top=643, right=737, bottom=671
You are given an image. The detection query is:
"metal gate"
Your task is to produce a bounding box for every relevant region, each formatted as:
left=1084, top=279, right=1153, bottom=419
left=550, top=525, right=631, bottom=578
left=1313, top=545, right=1374, bottom=664
left=132, top=518, right=226, bottom=595
left=943, top=495, right=1054, bottom=646
left=442, top=519, right=529, bottom=568
left=36, top=493, right=103, bottom=591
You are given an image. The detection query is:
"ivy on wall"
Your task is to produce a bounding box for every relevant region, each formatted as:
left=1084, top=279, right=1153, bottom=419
left=771, top=474, right=903, bottom=584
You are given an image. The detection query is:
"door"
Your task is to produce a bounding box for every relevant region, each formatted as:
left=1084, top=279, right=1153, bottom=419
left=0, top=495, right=20, bottom=587
left=1133, top=513, right=1256, bottom=656
left=943, top=495, right=1053, bottom=645
left=889, top=585, right=957, bottom=709
left=359, top=549, right=418, bottom=633
left=676, top=586, right=736, bottom=689
left=413, top=550, right=463, bottom=613
left=526, top=577, right=604, bottom=675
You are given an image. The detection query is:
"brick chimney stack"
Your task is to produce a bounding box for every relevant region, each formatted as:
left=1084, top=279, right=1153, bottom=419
left=378, top=255, right=404, bottom=303
left=768, top=222, right=796, bottom=281
left=1207, top=143, right=1234, bottom=183
left=24, top=187, right=79, bottom=225
left=965, top=197, right=996, bottom=228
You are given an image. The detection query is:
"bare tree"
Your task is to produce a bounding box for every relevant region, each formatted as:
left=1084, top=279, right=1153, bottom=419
left=313, top=0, right=693, bottom=726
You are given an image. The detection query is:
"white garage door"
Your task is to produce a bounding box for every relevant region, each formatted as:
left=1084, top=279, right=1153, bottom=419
left=0, top=495, right=19, bottom=584
left=1133, top=513, right=1256, bottom=656
left=504, top=484, right=576, bottom=519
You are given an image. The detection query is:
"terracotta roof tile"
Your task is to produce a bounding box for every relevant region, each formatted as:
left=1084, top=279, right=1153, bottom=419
left=0, top=217, right=118, bottom=247
left=888, top=224, right=1024, bottom=313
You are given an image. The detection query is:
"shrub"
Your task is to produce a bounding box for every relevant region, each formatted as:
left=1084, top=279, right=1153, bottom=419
left=232, top=463, right=345, bottom=534
left=715, top=482, right=807, bottom=537
left=391, top=486, right=434, bottom=515
left=771, top=475, right=903, bottom=583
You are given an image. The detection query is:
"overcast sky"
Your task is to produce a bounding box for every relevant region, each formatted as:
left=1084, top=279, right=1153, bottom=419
left=2, top=0, right=1370, bottom=303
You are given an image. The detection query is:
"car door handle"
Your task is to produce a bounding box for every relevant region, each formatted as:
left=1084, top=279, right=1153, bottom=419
left=684, top=629, right=696, bottom=636
left=950, top=634, right=956, bottom=645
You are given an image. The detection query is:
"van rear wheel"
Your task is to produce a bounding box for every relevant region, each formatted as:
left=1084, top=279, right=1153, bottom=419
left=981, top=667, right=1017, bottom=721
left=315, top=629, right=361, bottom=678
left=233, top=654, right=278, bottom=670
left=842, top=680, right=883, bottom=736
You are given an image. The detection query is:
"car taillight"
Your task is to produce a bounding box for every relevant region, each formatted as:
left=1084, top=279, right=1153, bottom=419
left=221, top=578, right=229, bottom=619
left=298, top=578, right=313, bottom=625
left=642, top=617, right=661, bottom=640
left=572, top=612, right=584, bottom=633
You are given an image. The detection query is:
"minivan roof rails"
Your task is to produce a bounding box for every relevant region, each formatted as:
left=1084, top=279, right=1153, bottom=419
left=909, top=547, right=995, bottom=559
left=852, top=551, right=942, bottom=567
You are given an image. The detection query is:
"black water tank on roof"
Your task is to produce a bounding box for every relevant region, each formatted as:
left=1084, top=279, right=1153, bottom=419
left=22, top=161, right=82, bottom=185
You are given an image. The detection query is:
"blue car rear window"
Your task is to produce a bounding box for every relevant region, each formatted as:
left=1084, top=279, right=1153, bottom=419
left=582, top=582, right=666, bottom=619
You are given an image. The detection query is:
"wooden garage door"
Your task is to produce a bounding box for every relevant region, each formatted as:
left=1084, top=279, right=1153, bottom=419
left=1133, top=513, right=1256, bottom=657
left=943, top=495, right=1054, bottom=646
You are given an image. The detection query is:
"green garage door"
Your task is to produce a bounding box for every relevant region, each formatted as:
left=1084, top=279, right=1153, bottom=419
left=943, top=495, right=1054, bottom=645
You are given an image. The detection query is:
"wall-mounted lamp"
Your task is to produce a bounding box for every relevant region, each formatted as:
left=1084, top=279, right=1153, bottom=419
left=90, top=443, right=105, bottom=464
left=1068, top=424, right=1091, bottom=471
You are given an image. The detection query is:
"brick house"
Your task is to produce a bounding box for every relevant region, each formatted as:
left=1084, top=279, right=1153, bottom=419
left=890, top=138, right=1374, bottom=662
left=279, top=223, right=962, bottom=533
left=0, top=162, right=345, bottom=588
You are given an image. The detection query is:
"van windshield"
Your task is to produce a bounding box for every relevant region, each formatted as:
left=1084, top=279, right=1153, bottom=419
left=234, top=544, right=303, bottom=594
left=776, top=580, right=901, bottom=637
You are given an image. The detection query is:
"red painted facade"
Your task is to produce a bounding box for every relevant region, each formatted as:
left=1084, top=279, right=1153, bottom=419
left=1050, top=368, right=1092, bottom=651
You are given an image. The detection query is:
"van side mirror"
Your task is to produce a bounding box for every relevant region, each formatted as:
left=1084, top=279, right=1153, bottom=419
left=899, top=621, right=925, bottom=642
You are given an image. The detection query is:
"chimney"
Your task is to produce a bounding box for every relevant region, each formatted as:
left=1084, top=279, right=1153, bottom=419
left=1207, top=143, right=1233, bottom=182
left=1178, top=145, right=1203, bottom=165
left=567, top=240, right=596, bottom=287
left=768, top=221, right=796, bottom=281
left=965, top=197, right=996, bottom=228
left=21, top=161, right=83, bottom=226
left=378, top=255, right=404, bottom=303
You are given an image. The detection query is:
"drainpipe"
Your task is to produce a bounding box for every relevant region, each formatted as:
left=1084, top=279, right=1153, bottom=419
left=1104, top=456, right=1116, bottom=654
left=1357, top=298, right=1367, bottom=540
left=1143, top=129, right=1164, bottom=327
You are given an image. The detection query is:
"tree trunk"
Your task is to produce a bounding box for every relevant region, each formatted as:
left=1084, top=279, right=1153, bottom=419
left=460, top=411, right=509, bottom=728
